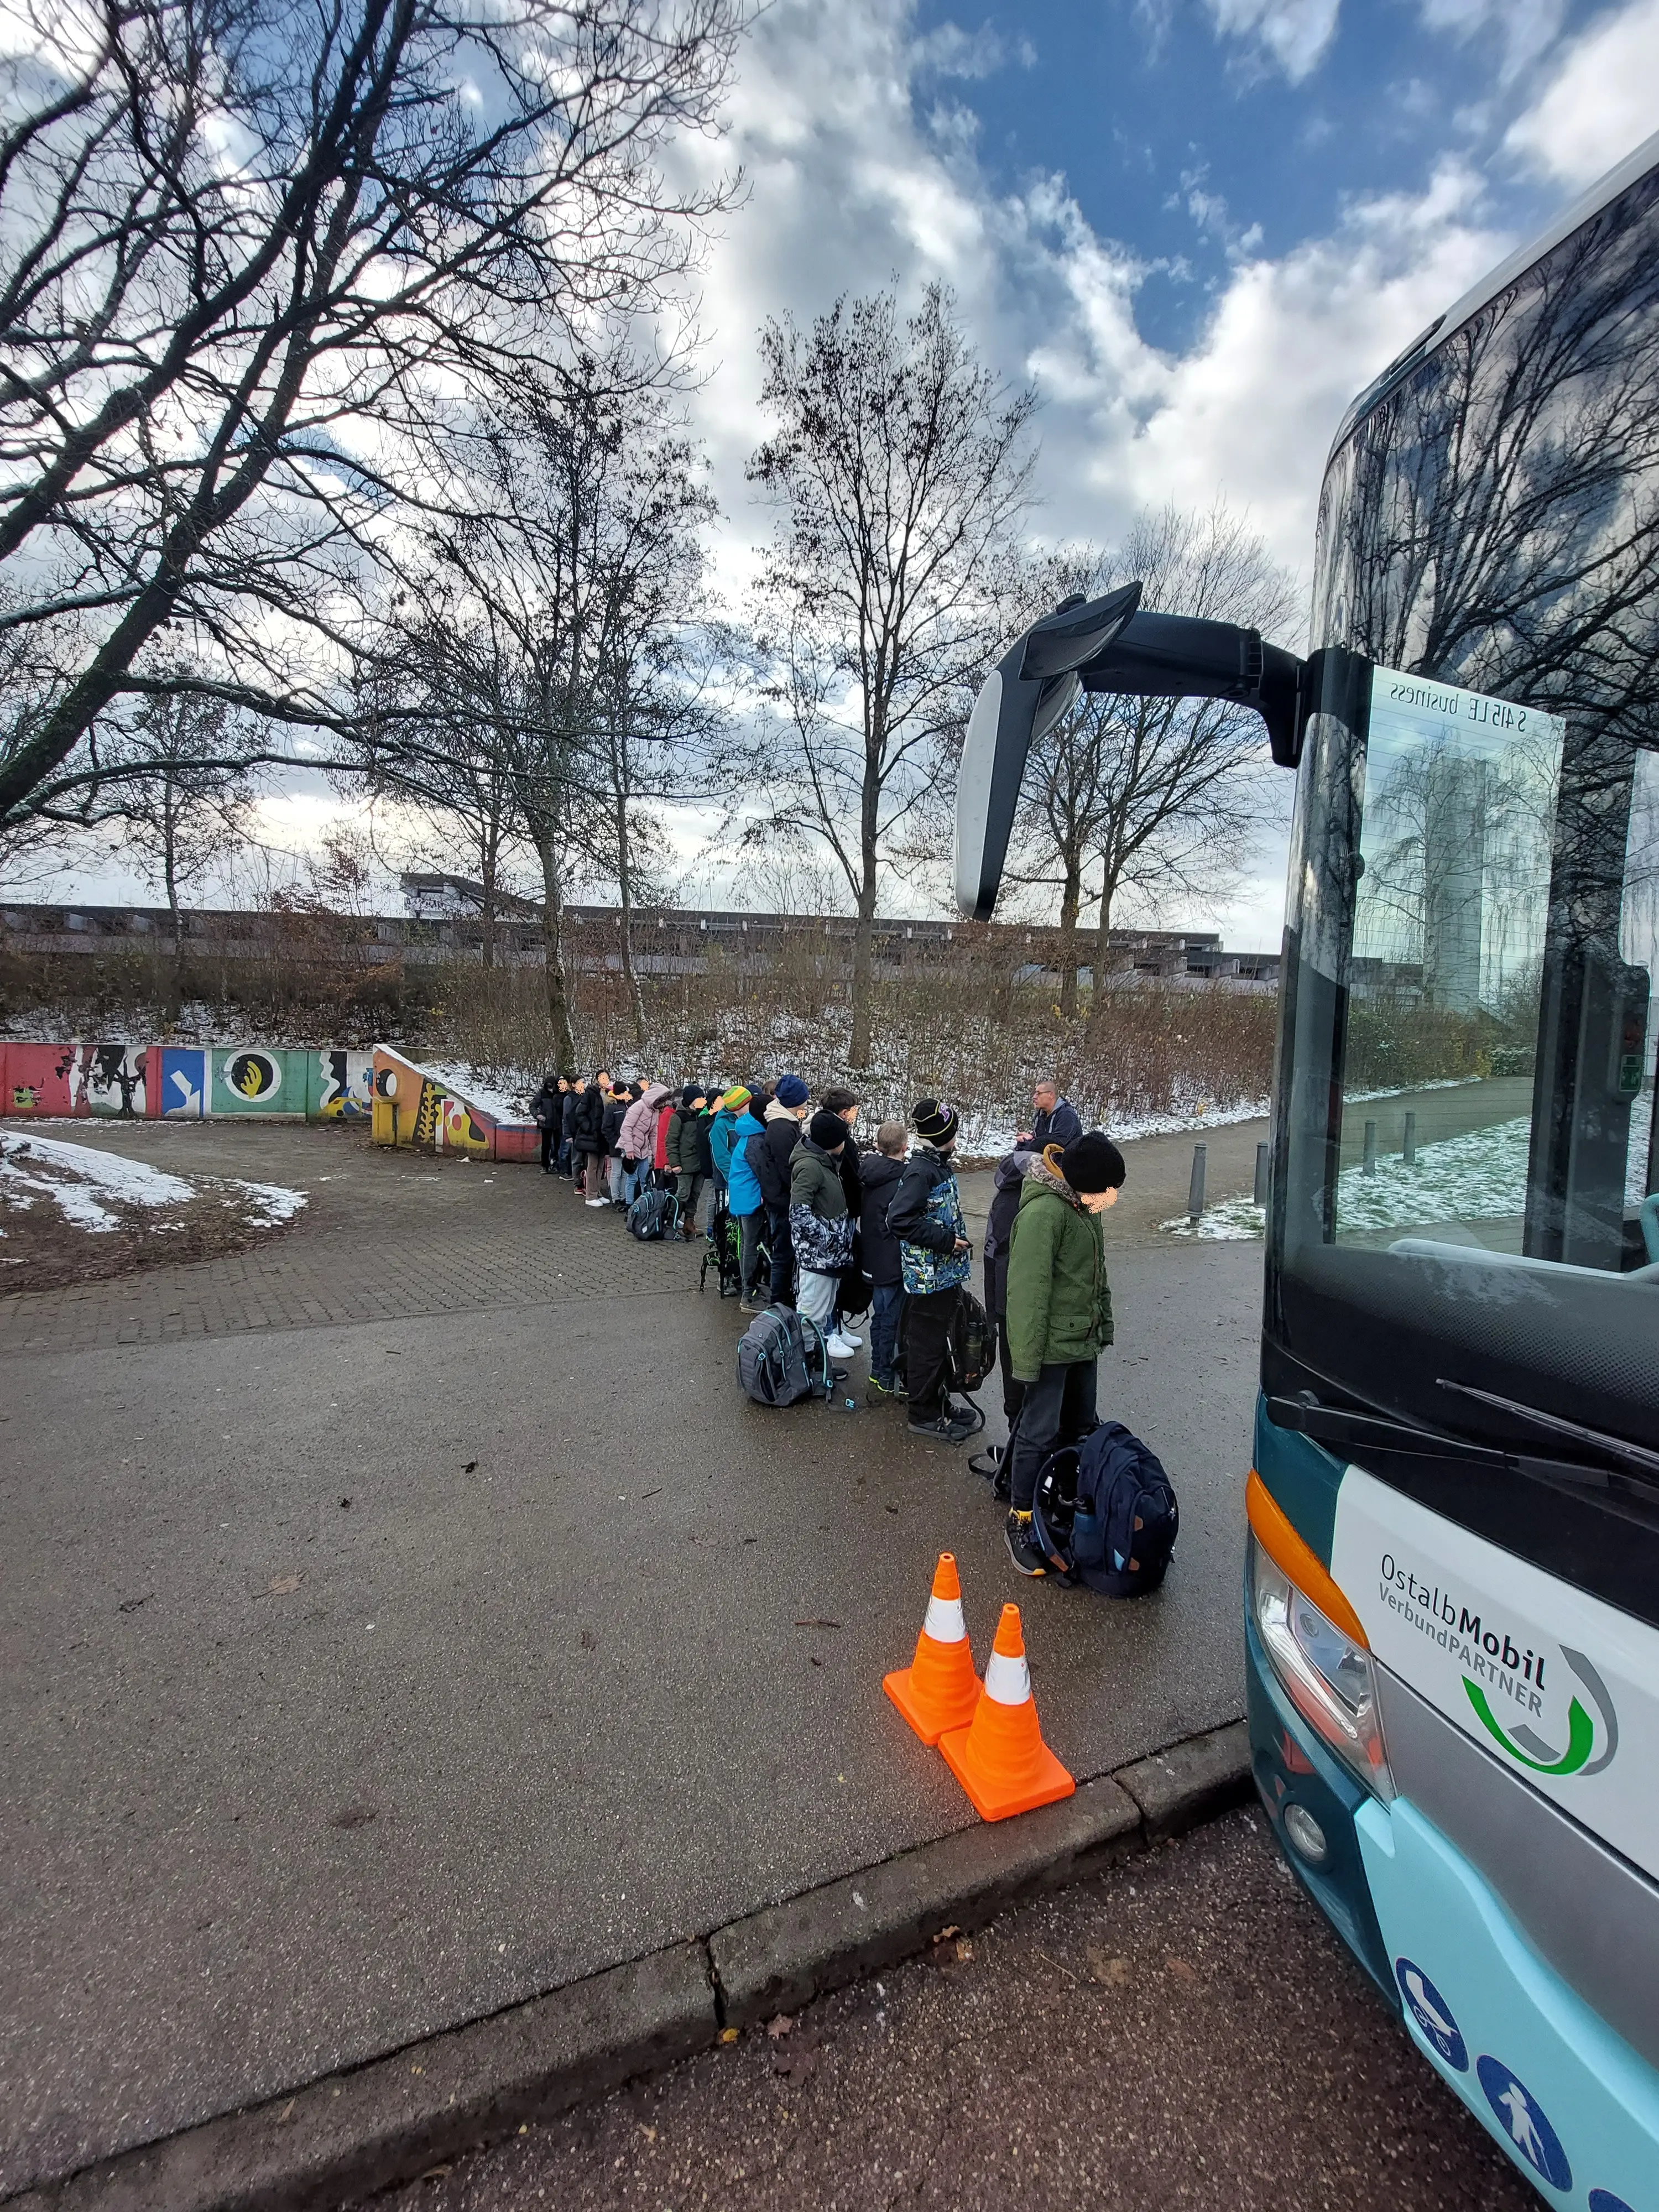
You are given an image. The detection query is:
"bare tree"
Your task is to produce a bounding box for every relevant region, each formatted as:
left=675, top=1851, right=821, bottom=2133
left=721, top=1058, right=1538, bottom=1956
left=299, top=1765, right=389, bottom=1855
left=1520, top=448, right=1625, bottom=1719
left=747, top=283, right=1035, bottom=1068
left=361, top=353, right=722, bottom=1061
left=0, top=0, right=743, bottom=834
left=1009, top=505, right=1296, bottom=1032
left=102, top=687, right=256, bottom=956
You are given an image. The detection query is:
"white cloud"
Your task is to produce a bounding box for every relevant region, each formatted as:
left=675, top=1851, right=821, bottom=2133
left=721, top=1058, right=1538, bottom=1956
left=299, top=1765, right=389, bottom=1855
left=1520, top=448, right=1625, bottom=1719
left=1418, top=0, right=1566, bottom=83
left=910, top=19, right=1036, bottom=79
left=1505, top=0, right=1659, bottom=187
left=1199, top=0, right=1342, bottom=82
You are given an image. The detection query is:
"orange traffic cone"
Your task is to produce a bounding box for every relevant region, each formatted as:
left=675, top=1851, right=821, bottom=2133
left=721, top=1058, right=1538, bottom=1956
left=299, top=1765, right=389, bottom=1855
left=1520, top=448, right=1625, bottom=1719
left=940, top=1602, right=1075, bottom=1820
left=884, top=1553, right=982, bottom=1744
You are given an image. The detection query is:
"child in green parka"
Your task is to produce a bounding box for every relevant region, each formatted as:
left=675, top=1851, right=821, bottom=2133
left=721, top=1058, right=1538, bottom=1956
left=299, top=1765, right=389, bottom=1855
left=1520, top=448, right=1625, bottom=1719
left=1001, top=1130, right=1126, bottom=1576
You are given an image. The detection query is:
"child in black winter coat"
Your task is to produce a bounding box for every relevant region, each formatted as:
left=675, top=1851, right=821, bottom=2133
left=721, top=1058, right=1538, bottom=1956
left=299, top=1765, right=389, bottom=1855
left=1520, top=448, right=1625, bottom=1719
left=858, top=1122, right=909, bottom=1402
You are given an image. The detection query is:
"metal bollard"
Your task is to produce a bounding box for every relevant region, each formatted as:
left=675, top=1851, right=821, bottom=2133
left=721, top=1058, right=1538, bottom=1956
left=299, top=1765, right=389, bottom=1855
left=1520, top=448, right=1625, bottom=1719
left=1363, top=1119, right=1378, bottom=1176
left=1254, top=1141, right=1270, bottom=1209
left=1404, top=1110, right=1417, bottom=1166
left=1188, top=1141, right=1207, bottom=1224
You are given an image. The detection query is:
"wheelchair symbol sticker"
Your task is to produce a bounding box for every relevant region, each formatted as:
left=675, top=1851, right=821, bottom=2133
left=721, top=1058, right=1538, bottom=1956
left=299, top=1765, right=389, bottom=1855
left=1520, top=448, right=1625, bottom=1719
left=1477, top=2058, right=1571, bottom=2190
left=1394, top=1958, right=1467, bottom=2071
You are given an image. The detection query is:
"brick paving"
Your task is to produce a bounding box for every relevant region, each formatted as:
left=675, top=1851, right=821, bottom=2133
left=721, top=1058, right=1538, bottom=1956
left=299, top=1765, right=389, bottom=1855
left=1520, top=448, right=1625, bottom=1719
left=0, top=1120, right=700, bottom=1355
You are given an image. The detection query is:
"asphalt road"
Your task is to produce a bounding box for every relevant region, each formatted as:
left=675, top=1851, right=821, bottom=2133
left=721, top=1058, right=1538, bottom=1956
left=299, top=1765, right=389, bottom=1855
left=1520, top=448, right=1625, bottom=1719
left=0, top=1119, right=1261, bottom=2194
left=371, top=1809, right=1537, bottom=2212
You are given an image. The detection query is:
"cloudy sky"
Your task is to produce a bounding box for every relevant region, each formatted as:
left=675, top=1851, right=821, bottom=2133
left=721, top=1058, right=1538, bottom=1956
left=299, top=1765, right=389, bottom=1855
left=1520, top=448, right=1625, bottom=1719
left=33, top=0, right=1659, bottom=943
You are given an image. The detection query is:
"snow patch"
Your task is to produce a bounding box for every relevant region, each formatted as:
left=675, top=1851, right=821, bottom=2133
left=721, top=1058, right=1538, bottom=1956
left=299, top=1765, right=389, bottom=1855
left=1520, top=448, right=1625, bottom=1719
left=226, top=1180, right=309, bottom=1224
left=1, top=1130, right=195, bottom=1204
left=1162, top=1195, right=1266, bottom=1241
left=399, top=1058, right=536, bottom=1126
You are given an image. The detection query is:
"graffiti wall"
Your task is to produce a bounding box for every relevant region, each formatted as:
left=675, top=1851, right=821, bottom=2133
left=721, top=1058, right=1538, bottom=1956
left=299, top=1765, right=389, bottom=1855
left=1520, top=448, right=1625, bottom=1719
left=369, top=1048, right=536, bottom=1160
left=1, top=1040, right=536, bottom=1157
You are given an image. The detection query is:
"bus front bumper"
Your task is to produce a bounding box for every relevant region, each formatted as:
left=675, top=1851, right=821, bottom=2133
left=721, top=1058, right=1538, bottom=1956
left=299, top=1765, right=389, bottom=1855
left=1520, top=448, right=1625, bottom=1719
left=1249, top=1609, right=1659, bottom=2206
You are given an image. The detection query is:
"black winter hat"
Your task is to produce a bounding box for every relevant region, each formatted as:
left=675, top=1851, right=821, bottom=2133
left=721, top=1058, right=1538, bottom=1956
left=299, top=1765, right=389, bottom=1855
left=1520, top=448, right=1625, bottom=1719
left=682, top=1081, right=707, bottom=1106
left=1060, top=1131, right=1126, bottom=1193
left=808, top=1109, right=848, bottom=1151
left=912, top=1098, right=959, bottom=1147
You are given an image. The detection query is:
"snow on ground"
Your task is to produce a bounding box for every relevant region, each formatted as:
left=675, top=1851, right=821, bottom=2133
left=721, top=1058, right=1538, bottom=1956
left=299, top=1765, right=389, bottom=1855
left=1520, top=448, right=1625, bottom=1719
left=1334, top=1116, right=1530, bottom=1233
left=0, top=1130, right=306, bottom=1237
left=405, top=1060, right=535, bottom=1125
left=228, top=1180, right=309, bottom=1224
left=1162, top=1195, right=1266, bottom=1241
left=963, top=1094, right=1271, bottom=1161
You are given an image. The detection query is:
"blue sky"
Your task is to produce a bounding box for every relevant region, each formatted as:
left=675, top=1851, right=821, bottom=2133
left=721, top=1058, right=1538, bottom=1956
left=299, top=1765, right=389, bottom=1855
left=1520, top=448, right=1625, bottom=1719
left=907, top=0, right=1590, bottom=354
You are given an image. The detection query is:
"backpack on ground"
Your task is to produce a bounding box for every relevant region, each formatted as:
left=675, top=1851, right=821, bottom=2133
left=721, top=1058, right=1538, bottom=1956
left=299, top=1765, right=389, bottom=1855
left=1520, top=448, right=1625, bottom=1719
left=701, top=1192, right=743, bottom=1297
left=737, top=1303, right=831, bottom=1407
left=1031, top=1421, right=1178, bottom=1598
left=627, top=1186, right=680, bottom=1241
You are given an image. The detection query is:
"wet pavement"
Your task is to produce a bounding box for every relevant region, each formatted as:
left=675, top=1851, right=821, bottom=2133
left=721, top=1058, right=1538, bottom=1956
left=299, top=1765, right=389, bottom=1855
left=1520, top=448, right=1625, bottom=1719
left=1, top=1119, right=1264, bottom=2194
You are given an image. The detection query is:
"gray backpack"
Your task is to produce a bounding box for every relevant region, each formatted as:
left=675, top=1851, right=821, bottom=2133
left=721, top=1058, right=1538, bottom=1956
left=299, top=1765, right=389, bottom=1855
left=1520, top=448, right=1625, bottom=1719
left=737, top=1305, right=830, bottom=1407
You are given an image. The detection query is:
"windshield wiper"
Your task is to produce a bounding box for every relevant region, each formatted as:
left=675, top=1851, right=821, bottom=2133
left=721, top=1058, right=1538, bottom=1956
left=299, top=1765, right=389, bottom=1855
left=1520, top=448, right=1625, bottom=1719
left=1269, top=1386, right=1659, bottom=1504
left=1267, top=1391, right=1507, bottom=1467
left=1436, top=1378, right=1659, bottom=1486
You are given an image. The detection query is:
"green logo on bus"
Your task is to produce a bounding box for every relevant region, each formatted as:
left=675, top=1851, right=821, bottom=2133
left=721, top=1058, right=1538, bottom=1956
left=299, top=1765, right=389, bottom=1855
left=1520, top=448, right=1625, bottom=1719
left=1463, top=1646, right=1619, bottom=1778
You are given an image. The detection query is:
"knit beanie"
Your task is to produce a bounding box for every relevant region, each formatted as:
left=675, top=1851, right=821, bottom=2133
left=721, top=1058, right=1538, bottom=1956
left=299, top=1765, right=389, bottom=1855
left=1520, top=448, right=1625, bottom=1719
left=808, top=1108, right=848, bottom=1152
left=912, top=1098, right=959, bottom=1147
left=1060, top=1131, right=1126, bottom=1193
left=682, top=1081, right=706, bottom=1107
left=721, top=1085, right=752, bottom=1111
left=775, top=1073, right=809, bottom=1109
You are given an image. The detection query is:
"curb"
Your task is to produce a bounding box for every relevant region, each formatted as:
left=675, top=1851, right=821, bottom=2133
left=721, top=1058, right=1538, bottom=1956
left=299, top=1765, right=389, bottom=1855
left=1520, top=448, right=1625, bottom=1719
left=10, top=1720, right=1249, bottom=2212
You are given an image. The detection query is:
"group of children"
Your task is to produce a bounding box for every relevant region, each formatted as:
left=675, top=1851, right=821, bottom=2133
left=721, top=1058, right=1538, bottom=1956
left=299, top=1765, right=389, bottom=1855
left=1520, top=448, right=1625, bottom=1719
left=531, top=1068, right=1129, bottom=1579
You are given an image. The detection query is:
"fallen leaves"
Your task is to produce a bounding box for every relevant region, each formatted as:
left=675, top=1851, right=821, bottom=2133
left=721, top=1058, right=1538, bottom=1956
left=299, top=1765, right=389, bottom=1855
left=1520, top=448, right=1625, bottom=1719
left=116, top=1593, right=152, bottom=1614
left=1165, top=1954, right=1199, bottom=1986
left=1088, top=1949, right=1131, bottom=1989
left=463, top=1460, right=478, bottom=1474
left=268, top=1574, right=302, bottom=1595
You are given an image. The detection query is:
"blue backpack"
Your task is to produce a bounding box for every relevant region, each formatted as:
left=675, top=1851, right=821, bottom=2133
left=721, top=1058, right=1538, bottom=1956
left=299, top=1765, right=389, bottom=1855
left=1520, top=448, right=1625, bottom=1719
left=1031, top=1421, right=1178, bottom=1597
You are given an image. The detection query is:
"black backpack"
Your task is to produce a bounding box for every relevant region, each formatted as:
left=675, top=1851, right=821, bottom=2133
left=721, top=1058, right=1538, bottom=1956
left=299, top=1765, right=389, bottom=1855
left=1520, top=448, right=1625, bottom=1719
left=737, top=1304, right=831, bottom=1406
left=1031, top=1421, right=1178, bottom=1597
left=947, top=1287, right=995, bottom=1395
left=700, top=1190, right=743, bottom=1297
left=627, top=1187, right=680, bottom=1241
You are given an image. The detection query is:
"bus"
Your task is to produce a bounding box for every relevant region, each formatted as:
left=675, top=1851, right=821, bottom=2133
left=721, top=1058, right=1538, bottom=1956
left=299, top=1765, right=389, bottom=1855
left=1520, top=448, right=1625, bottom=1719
left=958, top=129, right=1659, bottom=2207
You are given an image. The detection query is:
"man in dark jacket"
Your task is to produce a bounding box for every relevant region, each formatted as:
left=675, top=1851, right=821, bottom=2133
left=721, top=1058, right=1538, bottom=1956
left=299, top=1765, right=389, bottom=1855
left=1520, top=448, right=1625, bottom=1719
left=530, top=1072, right=562, bottom=1174
left=1001, top=1130, right=1125, bottom=1575
left=557, top=1077, right=578, bottom=1176
left=571, top=1072, right=610, bottom=1204
left=754, top=1074, right=808, bottom=1305
left=1017, top=1077, right=1083, bottom=1155
left=886, top=1099, right=975, bottom=1444
left=667, top=1083, right=712, bottom=1239
left=859, top=1122, right=907, bottom=1402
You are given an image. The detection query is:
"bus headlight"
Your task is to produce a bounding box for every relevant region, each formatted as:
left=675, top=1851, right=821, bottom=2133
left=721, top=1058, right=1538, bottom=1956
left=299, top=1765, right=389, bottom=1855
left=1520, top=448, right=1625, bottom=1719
left=1251, top=1538, right=1394, bottom=1801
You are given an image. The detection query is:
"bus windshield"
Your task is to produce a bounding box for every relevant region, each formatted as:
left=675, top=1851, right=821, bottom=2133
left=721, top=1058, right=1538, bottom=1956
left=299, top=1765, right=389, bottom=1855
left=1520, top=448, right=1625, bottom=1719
left=1271, top=160, right=1659, bottom=1476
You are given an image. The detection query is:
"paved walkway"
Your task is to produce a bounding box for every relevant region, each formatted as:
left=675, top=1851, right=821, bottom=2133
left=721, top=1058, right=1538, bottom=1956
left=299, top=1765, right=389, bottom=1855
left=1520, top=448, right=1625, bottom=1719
left=0, top=1121, right=1262, bottom=2196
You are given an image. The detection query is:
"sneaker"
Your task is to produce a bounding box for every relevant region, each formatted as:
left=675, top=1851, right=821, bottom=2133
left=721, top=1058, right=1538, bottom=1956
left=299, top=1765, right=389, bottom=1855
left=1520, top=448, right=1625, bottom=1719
left=1004, top=1509, right=1050, bottom=1577
left=908, top=1408, right=976, bottom=1446
left=585, top=1196, right=608, bottom=1208
left=836, top=1330, right=863, bottom=1348
left=865, top=1375, right=900, bottom=1405
left=825, top=1331, right=860, bottom=1358
left=968, top=1443, right=1005, bottom=1479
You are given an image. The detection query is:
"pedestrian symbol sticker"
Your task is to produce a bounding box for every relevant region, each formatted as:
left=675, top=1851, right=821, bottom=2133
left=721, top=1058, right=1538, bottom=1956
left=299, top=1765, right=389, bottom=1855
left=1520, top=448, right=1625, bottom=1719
left=1394, top=1959, right=1467, bottom=2070
left=1476, top=2057, right=1571, bottom=2190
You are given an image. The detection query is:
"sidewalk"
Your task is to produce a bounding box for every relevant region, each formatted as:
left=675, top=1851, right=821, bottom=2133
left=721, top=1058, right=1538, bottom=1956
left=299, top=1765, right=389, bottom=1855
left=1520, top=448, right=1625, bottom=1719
left=0, top=1121, right=1262, bottom=2200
